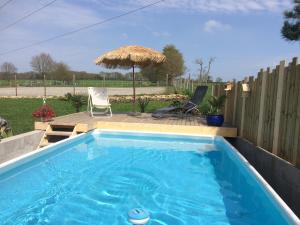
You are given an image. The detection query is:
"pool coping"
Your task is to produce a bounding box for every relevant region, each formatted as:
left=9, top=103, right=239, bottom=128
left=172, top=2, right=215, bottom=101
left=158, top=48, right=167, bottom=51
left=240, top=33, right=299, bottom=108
left=0, top=132, right=86, bottom=175
left=0, top=129, right=299, bottom=224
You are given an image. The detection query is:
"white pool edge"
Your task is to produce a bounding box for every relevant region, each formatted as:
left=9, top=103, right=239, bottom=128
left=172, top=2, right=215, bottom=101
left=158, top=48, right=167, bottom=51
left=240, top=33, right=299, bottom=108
left=0, top=132, right=86, bottom=175
left=0, top=129, right=299, bottom=224
left=93, top=128, right=216, bottom=138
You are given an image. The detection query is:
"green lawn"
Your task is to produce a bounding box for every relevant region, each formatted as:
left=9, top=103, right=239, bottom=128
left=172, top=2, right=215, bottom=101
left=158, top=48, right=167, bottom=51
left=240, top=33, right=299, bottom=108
left=0, top=84, right=214, bottom=136
left=0, top=98, right=171, bottom=135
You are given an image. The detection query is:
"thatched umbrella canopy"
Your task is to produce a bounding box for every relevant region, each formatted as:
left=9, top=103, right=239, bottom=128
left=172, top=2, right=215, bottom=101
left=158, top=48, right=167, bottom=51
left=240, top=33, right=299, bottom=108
left=95, top=45, right=166, bottom=113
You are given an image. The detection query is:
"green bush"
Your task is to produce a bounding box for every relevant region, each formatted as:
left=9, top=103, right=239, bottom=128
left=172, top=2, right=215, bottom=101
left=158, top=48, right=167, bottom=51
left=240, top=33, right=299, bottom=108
left=207, top=95, right=226, bottom=115
left=198, top=102, right=210, bottom=115
left=182, top=88, right=194, bottom=98
left=64, top=93, right=73, bottom=101
left=66, top=94, right=86, bottom=112
left=170, top=100, right=183, bottom=107
left=137, top=98, right=150, bottom=113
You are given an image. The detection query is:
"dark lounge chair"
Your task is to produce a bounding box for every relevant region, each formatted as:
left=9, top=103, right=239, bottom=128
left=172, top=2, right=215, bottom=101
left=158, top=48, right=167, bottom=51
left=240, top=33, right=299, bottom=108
left=152, top=85, right=208, bottom=118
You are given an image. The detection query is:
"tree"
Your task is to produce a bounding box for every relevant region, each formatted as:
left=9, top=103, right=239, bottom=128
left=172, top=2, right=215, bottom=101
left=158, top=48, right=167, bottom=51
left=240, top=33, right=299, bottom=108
left=195, top=57, right=215, bottom=83
left=30, top=53, right=55, bottom=76
left=215, top=77, right=223, bottom=82
left=51, top=62, right=72, bottom=81
left=0, top=62, right=17, bottom=80
left=281, top=0, right=300, bottom=41
left=141, top=44, right=185, bottom=82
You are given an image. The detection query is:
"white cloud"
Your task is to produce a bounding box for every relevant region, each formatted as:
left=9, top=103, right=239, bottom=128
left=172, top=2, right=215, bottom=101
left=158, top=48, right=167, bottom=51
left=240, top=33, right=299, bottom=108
left=0, top=0, right=104, bottom=53
left=203, top=20, right=231, bottom=33
left=126, top=0, right=291, bottom=13
left=0, top=1, right=102, bottom=30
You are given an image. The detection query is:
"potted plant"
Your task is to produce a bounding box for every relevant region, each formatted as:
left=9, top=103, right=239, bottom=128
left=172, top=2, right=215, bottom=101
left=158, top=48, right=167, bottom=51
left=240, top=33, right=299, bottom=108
left=206, top=95, right=226, bottom=127
left=32, top=103, right=56, bottom=122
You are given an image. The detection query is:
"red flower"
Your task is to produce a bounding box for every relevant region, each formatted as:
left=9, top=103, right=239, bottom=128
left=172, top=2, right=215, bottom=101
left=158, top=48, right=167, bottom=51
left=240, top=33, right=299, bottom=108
left=32, top=104, right=56, bottom=122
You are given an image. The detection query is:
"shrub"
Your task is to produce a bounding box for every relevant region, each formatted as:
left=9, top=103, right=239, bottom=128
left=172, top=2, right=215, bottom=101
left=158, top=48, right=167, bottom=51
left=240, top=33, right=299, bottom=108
left=207, top=95, right=226, bottom=115
left=198, top=102, right=210, bottom=115
left=64, top=92, right=73, bottom=101
left=137, top=97, right=150, bottom=113
left=170, top=100, right=183, bottom=107
left=69, top=95, right=86, bottom=112
left=182, top=88, right=194, bottom=98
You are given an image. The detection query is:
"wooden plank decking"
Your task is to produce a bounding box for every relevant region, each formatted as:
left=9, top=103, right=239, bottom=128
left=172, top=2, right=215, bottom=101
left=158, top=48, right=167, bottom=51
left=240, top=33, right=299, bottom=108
left=35, top=112, right=237, bottom=137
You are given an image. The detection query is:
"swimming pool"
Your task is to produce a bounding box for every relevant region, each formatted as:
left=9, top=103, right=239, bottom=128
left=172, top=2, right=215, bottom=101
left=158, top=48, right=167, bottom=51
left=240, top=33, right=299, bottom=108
left=0, top=130, right=299, bottom=225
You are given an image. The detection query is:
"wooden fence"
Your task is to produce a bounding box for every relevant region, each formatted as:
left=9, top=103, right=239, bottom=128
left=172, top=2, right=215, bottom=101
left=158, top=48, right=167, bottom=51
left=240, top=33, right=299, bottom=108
left=214, top=57, right=300, bottom=167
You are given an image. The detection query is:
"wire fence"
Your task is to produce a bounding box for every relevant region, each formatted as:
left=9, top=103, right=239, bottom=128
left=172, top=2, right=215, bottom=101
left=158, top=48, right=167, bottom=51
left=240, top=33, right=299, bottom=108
left=0, top=75, right=224, bottom=97
left=0, top=79, right=166, bottom=88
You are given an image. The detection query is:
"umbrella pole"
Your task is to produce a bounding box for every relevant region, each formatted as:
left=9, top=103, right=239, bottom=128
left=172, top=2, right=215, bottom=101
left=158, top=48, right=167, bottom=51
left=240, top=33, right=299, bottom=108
left=132, top=65, right=136, bottom=113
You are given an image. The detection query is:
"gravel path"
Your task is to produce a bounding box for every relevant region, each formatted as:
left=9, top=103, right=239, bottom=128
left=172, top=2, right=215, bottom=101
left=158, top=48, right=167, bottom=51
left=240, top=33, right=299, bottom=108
left=0, top=87, right=166, bottom=97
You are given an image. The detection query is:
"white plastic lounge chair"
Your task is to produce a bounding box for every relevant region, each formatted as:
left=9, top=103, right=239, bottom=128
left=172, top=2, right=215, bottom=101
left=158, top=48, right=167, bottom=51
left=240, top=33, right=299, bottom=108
left=87, top=87, right=112, bottom=117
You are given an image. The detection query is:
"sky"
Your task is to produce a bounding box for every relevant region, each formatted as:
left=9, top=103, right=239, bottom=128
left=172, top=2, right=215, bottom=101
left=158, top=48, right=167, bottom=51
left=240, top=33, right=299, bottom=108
left=0, top=0, right=299, bottom=81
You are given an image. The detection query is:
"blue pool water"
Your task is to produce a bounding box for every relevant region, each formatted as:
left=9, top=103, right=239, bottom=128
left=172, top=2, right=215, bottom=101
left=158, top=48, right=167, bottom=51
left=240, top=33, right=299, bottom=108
left=0, top=131, right=297, bottom=225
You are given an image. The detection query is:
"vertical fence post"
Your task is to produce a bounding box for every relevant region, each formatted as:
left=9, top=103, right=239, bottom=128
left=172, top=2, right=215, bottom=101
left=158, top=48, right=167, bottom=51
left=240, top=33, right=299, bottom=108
left=292, top=58, right=300, bottom=166
left=240, top=95, right=246, bottom=137
left=257, top=69, right=267, bottom=146
left=232, top=80, right=238, bottom=126
left=73, top=74, right=76, bottom=95
left=166, top=74, right=169, bottom=87
left=211, top=83, right=214, bottom=96
left=14, top=73, right=17, bottom=96
left=181, top=78, right=184, bottom=90
left=217, top=84, right=221, bottom=97
left=43, top=73, right=46, bottom=97
left=224, top=83, right=228, bottom=123
left=240, top=77, right=248, bottom=137
left=272, top=61, right=286, bottom=155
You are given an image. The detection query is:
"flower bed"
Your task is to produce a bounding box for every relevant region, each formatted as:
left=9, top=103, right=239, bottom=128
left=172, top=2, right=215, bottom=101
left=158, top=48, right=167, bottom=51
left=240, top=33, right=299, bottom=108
left=109, top=94, right=187, bottom=103
left=0, top=94, right=188, bottom=102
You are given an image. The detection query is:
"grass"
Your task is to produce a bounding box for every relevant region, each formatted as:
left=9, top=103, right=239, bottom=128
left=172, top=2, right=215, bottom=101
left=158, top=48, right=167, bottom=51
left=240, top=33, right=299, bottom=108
left=0, top=84, right=214, bottom=136
left=0, top=98, right=171, bottom=135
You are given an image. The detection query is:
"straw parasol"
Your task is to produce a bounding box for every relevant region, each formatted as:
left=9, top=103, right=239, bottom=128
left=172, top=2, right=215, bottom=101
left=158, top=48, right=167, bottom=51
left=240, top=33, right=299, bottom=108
left=95, top=45, right=166, bottom=114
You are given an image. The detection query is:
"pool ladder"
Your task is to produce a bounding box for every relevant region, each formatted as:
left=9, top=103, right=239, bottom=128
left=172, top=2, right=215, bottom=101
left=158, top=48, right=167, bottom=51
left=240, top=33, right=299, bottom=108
left=38, top=124, right=80, bottom=148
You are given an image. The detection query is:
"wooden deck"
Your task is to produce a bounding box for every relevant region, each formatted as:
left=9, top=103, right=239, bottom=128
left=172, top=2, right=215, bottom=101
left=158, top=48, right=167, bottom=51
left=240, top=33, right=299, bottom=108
left=35, top=112, right=237, bottom=137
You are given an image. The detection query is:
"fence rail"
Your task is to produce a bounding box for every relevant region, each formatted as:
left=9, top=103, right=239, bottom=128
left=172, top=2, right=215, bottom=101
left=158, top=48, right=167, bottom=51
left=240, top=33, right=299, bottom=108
left=0, top=79, right=165, bottom=88
left=0, top=75, right=224, bottom=97
left=214, top=57, right=300, bottom=167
